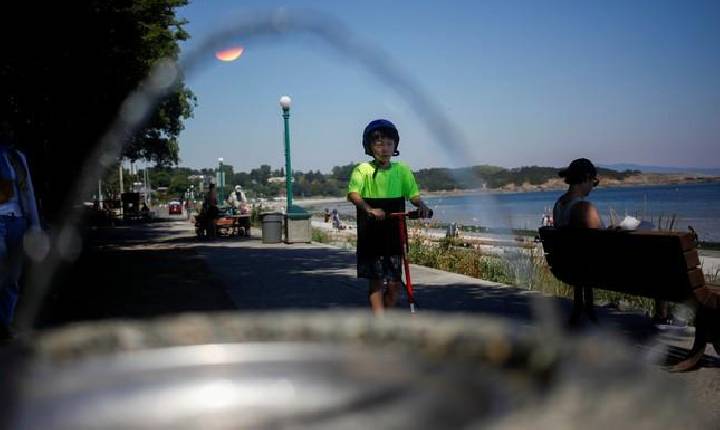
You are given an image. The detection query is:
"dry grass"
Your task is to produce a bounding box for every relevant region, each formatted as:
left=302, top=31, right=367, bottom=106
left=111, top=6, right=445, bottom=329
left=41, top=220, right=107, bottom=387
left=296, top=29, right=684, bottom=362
left=311, top=227, right=357, bottom=250
left=408, top=238, right=516, bottom=285
left=706, top=266, right=720, bottom=284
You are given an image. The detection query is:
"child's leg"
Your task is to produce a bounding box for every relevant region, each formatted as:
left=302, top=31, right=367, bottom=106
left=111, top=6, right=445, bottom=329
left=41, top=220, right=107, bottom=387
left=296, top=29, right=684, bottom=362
left=383, top=281, right=402, bottom=308
left=368, top=279, right=385, bottom=314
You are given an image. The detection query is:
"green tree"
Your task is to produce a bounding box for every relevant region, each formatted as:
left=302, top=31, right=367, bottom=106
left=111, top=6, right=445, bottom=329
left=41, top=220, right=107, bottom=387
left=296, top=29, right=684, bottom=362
left=169, top=174, right=190, bottom=197
left=1, top=0, right=195, bottom=221
left=250, top=165, right=272, bottom=185
left=233, top=172, right=252, bottom=188
left=331, top=163, right=356, bottom=181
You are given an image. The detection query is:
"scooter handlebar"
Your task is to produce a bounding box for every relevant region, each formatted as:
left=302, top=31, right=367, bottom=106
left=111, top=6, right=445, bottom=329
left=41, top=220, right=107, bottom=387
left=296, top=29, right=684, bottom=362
left=406, top=208, right=433, bottom=219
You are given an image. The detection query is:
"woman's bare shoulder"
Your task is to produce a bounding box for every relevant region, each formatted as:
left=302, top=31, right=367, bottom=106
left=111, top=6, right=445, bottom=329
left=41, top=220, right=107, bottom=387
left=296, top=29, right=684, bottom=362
left=571, top=201, right=602, bottom=228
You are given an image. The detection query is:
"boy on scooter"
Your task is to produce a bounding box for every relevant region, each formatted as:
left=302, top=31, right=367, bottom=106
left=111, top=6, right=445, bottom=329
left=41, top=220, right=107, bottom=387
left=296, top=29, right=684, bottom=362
left=347, top=119, right=431, bottom=314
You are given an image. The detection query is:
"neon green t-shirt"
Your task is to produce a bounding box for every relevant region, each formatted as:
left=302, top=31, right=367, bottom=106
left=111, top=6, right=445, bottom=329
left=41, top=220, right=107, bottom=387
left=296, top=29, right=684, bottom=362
left=347, top=161, right=420, bottom=199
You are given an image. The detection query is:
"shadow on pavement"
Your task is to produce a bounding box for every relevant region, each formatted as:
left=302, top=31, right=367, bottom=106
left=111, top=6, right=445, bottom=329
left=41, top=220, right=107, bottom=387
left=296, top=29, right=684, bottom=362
left=31, top=225, right=237, bottom=330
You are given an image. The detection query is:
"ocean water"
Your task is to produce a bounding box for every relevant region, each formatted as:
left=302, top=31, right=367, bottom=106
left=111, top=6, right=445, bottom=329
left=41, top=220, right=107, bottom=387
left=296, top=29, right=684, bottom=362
left=424, top=182, right=720, bottom=242
left=327, top=182, right=720, bottom=242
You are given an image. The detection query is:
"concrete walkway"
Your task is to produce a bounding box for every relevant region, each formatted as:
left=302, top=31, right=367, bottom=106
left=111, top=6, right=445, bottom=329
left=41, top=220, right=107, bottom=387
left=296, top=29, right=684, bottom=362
left=126, top=221, right=717, bottom=349
left=102, top=220, right=720, bottom=424
left=141, top=221, right=607, bottom=326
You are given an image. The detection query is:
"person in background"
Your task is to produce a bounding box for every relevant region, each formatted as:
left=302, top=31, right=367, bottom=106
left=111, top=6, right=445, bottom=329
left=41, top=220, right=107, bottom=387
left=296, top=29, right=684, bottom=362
left=347, top=119, right=431, bottom=314
left=203, top=183, right=219, bottom=239
left=227, top=185, right=248, bottom=215
left=553, top=158, right=602, bottom=325
left=331, top=208, right=344, bottom=230
left=0, top=121, right=42, bottom=340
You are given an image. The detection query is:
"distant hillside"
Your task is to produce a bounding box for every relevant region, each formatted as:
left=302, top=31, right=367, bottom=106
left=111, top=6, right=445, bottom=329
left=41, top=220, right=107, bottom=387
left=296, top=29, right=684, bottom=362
left=600, top=163, right=720, bottom=176
left=414, top=165, right=640, bottom=192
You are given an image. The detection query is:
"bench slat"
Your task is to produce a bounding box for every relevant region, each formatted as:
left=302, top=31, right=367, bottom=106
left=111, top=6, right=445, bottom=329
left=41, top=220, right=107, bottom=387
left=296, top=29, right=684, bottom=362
left=688, top=268, right=706, bottom=290
left=626, top=230, right=697, bottom=251
left=693, top=284, right=720, bottom=310
left=538, top=227, right=702, bottom=302
left=684, top=250, right=700, bottom=270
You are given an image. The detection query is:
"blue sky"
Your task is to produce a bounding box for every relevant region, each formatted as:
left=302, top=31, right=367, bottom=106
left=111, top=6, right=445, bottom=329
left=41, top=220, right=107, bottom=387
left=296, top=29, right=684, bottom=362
left=176, top=0, right=720, bottom=173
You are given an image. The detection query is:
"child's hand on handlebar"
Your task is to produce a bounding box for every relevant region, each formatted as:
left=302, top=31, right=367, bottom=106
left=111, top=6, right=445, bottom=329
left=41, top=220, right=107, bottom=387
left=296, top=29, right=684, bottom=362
left=367, top=207, right=386, bottom=220
left=416, top=204, right=432, bottom=219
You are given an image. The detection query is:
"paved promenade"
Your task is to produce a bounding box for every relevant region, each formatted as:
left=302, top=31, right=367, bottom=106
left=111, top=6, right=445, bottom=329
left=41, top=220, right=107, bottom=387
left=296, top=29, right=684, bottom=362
left=53, top=219, right=718, bottom=425
left=109, top=220, right=718, bottom=352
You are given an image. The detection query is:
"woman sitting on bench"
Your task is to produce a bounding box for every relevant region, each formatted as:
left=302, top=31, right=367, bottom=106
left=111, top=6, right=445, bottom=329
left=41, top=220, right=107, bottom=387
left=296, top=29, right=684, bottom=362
left=553, top=158, right=603, bottom=325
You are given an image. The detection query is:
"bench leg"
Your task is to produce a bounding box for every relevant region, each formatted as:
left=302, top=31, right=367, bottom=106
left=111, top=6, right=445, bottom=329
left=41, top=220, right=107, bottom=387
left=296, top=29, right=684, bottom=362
left=584, top=287, right=597, bottom=323
left=652, top=300, right=670, bottom=324
left=670, top=309, right=709, bottom=372
left=569, top=288, right=582, bottom=325
left=569, top=286, right=597, bottom=326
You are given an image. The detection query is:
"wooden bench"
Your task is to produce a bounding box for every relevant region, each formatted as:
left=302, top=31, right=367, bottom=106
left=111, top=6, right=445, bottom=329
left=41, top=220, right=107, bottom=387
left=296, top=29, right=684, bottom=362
left=538, top=226, right=720, bottom=371
left=193, top=214, right=251, bottom=238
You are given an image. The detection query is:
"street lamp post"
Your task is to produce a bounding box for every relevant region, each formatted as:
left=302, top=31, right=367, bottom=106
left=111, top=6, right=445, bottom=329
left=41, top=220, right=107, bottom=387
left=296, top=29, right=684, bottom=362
left=217, top=157, right=225, bottom=205
left=280, top=95, right=293, bottom=212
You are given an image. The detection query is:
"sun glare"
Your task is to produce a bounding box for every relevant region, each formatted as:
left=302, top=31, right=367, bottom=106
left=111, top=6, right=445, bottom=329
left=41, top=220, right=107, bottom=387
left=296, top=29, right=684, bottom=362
left=215, top=46, right=245, bottom=62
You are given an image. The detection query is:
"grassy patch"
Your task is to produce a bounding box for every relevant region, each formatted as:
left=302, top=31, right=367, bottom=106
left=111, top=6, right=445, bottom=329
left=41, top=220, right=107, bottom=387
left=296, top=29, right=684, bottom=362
left=408, top=237, right=515, bottom=285
left=311, top=228, right=357, bottom=250
left=706, top=266, right=720, bottom=284
left=312, top=228, right=332, bottom=243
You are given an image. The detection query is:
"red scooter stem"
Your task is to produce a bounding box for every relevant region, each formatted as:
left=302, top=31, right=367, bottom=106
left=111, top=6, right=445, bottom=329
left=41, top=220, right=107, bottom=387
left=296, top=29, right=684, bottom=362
left=389, top=210, right=432, bottom=313
left=399, top=215, right=416, bottom=312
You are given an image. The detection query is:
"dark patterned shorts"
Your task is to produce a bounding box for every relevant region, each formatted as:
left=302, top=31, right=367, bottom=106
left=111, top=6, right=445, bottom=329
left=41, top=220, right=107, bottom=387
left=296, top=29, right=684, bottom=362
left=357, top=255, right=402, bottom=281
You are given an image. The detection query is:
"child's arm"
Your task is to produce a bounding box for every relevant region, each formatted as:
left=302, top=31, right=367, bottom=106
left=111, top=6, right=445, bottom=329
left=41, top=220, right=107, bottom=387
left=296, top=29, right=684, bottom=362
left=348, top=192, right=386, bottom=220
left=409, top=195, right=431, bottom=218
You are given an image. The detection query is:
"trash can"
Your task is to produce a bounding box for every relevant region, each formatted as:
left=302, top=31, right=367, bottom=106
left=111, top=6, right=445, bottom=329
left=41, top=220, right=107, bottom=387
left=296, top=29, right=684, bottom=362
left=261, top=212, right=284, bottom=243
left=284, top=205, right=312, bottom=243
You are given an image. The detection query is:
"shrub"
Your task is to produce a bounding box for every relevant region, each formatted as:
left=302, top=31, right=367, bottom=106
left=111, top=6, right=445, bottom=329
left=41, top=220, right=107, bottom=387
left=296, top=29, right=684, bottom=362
left=408, top=235, right=515, bottom=284
left=312, top=228, right=331, bottom=243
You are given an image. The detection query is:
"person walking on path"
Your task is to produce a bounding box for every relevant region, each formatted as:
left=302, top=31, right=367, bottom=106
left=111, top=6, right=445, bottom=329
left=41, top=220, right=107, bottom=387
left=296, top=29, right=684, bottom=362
left=203, top=183, right=219, bottom=239
left=347, top=119, right=431, bottom=314
left=552, top=158, right=603, bottom=325
left=0, top=122, right=42, bottom=339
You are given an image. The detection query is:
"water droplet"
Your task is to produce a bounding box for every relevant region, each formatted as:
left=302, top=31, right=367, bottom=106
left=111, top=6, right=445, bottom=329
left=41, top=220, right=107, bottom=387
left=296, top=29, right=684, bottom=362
left=57, top=226, right=83, bottom=262
left=148, top=59, right=178, bottom=91
left=99, top=144, right=120, bottom=167
left=23, top=229, right=51, bottom=262
left=120, top=93, right=151, bottom=125
left=271, top=8, right=290, bottom=31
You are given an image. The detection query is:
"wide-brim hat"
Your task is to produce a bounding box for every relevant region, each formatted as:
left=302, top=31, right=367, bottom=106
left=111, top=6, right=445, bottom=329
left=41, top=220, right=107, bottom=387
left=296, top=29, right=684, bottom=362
left=559, top=158, right=597, bottom=180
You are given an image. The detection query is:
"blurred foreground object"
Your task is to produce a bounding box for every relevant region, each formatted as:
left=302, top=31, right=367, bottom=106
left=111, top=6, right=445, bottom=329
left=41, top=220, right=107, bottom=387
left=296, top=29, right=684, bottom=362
left=0, top=312, right=713, bottom=429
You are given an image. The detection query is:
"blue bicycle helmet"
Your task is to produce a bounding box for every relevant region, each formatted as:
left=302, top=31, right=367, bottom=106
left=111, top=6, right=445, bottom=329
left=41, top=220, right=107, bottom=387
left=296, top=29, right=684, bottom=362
left=362, top=119, right=400, bottom=157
